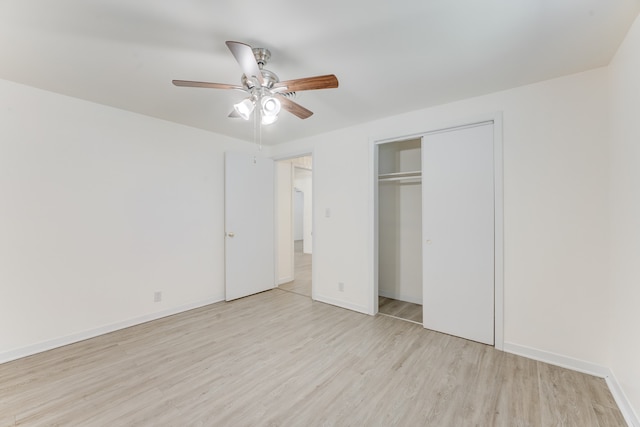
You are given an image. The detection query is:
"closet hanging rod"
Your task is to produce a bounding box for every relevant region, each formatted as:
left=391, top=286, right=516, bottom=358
left=378, top=176, right=422, bottom=183
left=378, top=170, right=421, bottom=180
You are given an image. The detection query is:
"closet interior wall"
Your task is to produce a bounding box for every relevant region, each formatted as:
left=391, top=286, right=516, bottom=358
left=378, top=139, right=423, bottom=306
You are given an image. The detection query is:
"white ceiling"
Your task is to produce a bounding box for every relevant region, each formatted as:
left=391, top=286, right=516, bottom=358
left=1, top=0, right=638, bottom=145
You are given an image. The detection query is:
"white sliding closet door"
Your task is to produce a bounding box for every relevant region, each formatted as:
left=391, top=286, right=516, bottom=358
left=422, top=123, right=494, bottom=345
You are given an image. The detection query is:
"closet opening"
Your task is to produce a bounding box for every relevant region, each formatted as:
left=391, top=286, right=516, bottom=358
left=376, top=138, right=423, bottom=324
left=372, top=117, right=504, bottom=348
left=276, top=155, right=313, bottom=298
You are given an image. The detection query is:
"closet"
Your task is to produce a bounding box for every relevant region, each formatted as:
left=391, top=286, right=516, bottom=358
left=375, top=121, right=497, bottom=346
left=377, top=138, right=423, bottom=324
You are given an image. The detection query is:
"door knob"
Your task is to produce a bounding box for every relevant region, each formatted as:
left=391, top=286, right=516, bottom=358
left=227, top=232, right=235, bottom=237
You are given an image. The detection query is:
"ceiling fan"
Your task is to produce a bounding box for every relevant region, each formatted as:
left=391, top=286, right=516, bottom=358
left=173, top=41, right=339, bottom=125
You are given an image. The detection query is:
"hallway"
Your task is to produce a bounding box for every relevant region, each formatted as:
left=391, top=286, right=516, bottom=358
left=278, top=240, right=311, bottom=297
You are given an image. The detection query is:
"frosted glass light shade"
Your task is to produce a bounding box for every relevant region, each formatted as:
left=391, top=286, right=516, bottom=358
left=261, top=96, right=281, bottom=116
left=261, top=114, right=278, bottom=125
left=234, top=98, right=255, bottom=120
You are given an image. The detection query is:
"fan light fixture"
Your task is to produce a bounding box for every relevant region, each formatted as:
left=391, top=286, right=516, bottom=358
left=261, top=114, right=278, bottom=125
left=173, top=40, right=339, bottom=127
left=261, top=96, right=281, bottom=116
left=234, top=94, right=282, bottom=125
left=260, top=96, right=281, bottom=125
left=233, top=98, right=255, bottom=120
left=174, top=41, right=339, bottom=149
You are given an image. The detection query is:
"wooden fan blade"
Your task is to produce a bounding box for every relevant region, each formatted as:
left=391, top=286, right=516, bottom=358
left=225, top=41, right=264, bottom=86
left=273, top=74, right=338, bottom=92
left=277, top=95, right=313, bottom=119
left=172, top=80, right=243, bottom=90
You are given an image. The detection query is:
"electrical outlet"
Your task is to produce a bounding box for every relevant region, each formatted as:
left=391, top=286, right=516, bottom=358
left=154, top=291, right=162, bottom=302
left=338, top=282, right=344, bottom=292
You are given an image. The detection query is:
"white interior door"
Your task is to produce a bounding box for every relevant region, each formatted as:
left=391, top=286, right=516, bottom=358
left=422, top=123, right=494, bottom=345
left=225, top=152, right=275, bottom=301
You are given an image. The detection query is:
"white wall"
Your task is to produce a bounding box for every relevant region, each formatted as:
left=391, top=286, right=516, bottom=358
left=272, top=126, right=372, bottom=312
left=0, top=79, right=262, bottom=361
left=276, top=161, right=294, bottom=284
left=271, top=66, right=611, bottom=365
left=608, top=13, right=640, bottom=421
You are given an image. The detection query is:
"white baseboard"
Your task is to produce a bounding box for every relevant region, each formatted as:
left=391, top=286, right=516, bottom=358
left=0, top=296, right=224, bottom=365
left=605, top=370, right=640, bottom=427
left=503, top=342, right=609, bottom=377
left=504, top=342, right=639, bottom=427
left=313, top=293, right=370, bottom=315
left=378, top=289, right=422, bottom=305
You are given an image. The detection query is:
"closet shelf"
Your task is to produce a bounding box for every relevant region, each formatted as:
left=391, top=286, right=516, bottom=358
left=378, top=170, right=422, bottom=182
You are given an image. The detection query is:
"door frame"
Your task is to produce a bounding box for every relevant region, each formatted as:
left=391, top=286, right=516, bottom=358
left=370, top=113, right=504, bottom=350
left=272, top=151, right=316, bottom=300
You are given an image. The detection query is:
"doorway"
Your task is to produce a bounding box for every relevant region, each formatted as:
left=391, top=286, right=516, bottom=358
left=276, top=155, right=313, bottom=298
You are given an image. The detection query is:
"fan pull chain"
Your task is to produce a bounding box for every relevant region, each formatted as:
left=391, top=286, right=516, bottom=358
left=259, top=111, right=263, bottom=151
left=253, top=108, right=257, bottom=149
left=252, top=107, right=263, bottom=151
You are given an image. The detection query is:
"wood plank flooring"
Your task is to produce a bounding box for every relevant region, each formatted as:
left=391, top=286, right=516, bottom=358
left=279, top=240, right=312, bottom=297
left=279, top=241, right=424, bottom=326
left=0, top=289, right=626, bottom=426
left=378, top=296, right=423, bottom=324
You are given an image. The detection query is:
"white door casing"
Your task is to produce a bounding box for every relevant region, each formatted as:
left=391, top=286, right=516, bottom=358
left=225, top=152, right=275, bottom=301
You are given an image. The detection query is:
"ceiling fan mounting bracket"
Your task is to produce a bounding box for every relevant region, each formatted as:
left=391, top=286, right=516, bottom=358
left=252, top=48, right=271, bottom=68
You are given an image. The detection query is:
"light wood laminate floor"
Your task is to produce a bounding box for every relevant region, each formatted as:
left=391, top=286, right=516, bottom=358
left=378, top=296, right=423, bottom=324
left=279, top=240, right=312, bottom=297
left=0, top=290, right=625, bottom=426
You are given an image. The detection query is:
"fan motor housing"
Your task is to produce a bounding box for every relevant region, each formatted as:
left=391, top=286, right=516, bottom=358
left=242, top=68, right=279, bottom=89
